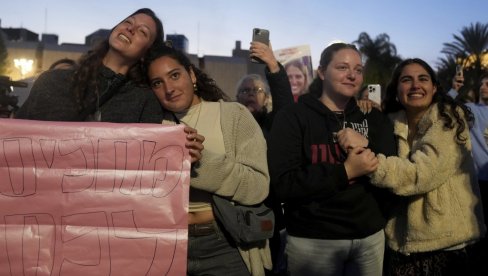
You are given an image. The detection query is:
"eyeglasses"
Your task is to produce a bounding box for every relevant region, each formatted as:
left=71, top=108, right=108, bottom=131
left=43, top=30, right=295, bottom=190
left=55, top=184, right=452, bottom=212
left=238, top=87, right=265, bottom=96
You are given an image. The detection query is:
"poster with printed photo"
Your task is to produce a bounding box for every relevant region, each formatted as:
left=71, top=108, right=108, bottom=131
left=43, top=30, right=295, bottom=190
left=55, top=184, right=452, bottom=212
left=274, top=45, right=314, bottom=102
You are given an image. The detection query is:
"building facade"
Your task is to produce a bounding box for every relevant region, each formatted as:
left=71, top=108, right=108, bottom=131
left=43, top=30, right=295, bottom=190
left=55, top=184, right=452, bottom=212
left=1, top=26, right=266, bottom=105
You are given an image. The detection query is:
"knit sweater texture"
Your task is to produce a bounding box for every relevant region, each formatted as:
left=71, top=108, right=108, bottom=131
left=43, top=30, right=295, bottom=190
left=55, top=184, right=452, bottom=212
left=165, top=101, right=271, bottom=275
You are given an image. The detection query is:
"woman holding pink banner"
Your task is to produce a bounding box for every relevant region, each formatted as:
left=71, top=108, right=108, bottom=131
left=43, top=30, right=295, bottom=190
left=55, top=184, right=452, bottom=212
left=14, top=8, right=204, bottom=163
left=144, top=43, right=271, bottom=276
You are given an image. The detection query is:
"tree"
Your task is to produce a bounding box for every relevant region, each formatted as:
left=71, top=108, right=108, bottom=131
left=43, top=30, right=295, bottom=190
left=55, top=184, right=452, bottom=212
left=0, top=33, right=8, bottom=75
left=354, top=32, right=402, bottom=95
left=438, top=22, right=488, bottom=89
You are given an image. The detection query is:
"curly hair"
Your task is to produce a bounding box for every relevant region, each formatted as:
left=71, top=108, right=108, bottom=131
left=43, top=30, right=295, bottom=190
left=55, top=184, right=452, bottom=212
left=382, top=58, right=473, bottom=144
left=143, top=43, right=229, bottom=102
left=70, top=8, right=164, bottom=111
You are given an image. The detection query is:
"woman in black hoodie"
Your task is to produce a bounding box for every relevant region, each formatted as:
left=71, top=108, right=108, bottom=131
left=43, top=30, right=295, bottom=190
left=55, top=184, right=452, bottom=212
left=267, top=43, right=396, bottom=276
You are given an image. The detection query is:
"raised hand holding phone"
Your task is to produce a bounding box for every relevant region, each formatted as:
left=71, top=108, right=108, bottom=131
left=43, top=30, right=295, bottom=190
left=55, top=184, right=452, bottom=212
left=250, top=28, right=269, bottom=63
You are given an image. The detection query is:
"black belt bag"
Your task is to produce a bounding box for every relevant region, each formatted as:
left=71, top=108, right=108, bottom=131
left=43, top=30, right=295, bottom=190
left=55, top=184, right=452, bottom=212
left=212, top=194, right=274, bottom=245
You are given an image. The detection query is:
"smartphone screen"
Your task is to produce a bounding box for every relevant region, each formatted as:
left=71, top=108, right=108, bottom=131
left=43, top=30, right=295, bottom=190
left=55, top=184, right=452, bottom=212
left=252, top=28, right=269, bottom=45
left=251, top=28, right=269, bottom=63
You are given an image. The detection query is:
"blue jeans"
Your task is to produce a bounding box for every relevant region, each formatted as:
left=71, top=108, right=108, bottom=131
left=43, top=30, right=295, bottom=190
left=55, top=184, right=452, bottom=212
left=286, top=230, right=385, bottom=276
left=187, top=222, right=250, bottom=276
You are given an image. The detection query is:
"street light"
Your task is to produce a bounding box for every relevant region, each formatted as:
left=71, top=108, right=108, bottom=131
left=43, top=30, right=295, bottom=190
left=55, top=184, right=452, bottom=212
left=13, top=58, right=34, bottom=79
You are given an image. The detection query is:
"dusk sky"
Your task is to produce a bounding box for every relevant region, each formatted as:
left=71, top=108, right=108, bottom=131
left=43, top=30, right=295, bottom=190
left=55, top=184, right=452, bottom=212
left=1, top=0, right=487, bottom=68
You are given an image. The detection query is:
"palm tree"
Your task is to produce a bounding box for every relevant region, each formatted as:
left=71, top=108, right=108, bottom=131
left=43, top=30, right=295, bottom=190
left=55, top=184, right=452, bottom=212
left=354, top=32, right=402, bottom=99
left=439, top=22, right=488, bottom=87
left=436, top=55, right=458, bottom=91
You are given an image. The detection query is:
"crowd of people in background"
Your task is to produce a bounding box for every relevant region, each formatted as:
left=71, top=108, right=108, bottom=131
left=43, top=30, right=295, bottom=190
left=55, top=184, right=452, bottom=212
left=6, top=7, right=488, bottom=276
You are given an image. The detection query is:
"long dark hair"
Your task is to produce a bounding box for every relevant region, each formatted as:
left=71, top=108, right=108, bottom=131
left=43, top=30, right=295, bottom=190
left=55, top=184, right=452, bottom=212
left=382, top=58, right=473, bottom=144
left=71, top=8, right=164, bottom=111
left=144, top=43, right=229, bottom=102
left=308, top=43, right=361, bottom=98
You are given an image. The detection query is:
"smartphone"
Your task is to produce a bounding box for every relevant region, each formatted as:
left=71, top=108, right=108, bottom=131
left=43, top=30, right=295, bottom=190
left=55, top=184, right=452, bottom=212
left=456, top=65, right=464, bottom=77
left=367, top=84, right=382, bottom=106
left=251, top=28, right=269, bottom=63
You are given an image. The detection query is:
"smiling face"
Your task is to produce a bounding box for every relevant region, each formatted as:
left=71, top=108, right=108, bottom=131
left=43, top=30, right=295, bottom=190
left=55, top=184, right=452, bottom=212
left=396, top=63, right=437, bottom=115
left=109, top=13, right=157, bottom=62
left=148, top=56, right=200, bottom=112
left=286, top=65, right=306, bottom=96
left=319, top=48, right=363, bottom=100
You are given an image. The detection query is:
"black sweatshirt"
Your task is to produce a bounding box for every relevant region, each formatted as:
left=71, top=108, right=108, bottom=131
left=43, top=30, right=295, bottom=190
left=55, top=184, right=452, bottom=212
left=15, top=67, right=163, bottom=123
left=268, top=93, right=397, bottom=239
left=254, top=63, right=294, bottom=139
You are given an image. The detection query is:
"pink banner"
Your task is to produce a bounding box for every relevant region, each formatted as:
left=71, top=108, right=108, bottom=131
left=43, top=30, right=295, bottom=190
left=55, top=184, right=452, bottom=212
left=0, top=119, right=190, bottom=276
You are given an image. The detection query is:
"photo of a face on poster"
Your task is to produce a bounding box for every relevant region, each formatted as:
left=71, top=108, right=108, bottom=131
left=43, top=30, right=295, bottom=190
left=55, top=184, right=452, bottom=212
left=274, top=45, right=313, bottom=102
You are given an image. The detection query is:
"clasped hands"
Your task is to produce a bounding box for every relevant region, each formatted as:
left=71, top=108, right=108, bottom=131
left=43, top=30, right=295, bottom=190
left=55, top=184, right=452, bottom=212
left=336, top=128, right=378, bottom=179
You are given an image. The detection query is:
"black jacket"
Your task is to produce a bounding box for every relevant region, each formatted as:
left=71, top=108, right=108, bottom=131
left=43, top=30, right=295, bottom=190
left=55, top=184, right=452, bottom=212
left=268, top=93, right=396, bottom=239
left=15, top=67, right=163, bottom=123
left=255, top=63, right=294, bottom=139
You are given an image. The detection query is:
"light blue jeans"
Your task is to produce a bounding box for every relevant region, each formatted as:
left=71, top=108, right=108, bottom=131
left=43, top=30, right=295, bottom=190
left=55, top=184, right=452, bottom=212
left=286, top=230, right=385, bottom=276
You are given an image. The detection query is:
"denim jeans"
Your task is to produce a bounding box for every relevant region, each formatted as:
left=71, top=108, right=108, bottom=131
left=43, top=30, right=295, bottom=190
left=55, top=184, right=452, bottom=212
left=286, top=230, right=385, bottom=276
left=187, top=222, right=250, bottom=276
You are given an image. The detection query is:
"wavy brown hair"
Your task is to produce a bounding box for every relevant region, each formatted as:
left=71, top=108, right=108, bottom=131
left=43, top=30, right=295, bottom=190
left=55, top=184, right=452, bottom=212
left=71, top=8, right=164, bottom=111
left=382, top=58, right=473, bottom=144
left=143, top=43, right=229, bottom=102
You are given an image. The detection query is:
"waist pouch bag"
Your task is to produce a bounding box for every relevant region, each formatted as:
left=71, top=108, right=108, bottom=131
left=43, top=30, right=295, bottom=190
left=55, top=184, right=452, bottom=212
left=212, top=194, right=275, bottom=244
